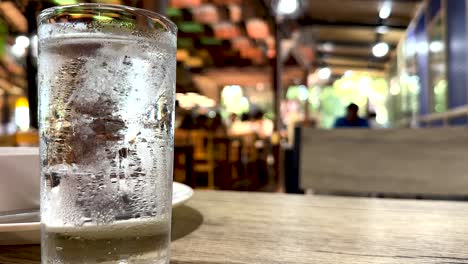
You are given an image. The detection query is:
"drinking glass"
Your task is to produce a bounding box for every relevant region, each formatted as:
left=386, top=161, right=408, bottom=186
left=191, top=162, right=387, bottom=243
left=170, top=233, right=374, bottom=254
left=38, top=4, right=177, bottom=263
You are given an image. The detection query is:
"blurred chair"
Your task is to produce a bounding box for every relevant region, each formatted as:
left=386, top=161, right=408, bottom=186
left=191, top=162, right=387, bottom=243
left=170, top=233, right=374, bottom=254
left=175, top=129, right=269, bottom=191
left=173, top=145, right=194, bottom=187
left=228, top=137, right=243, bottom=184
left=212, top=137, right=232, bottom=189
left=174, top=129, right=191, bottom=145
left=15, top=131, right=39, bottom=146
left=190, top=130, right=215, bottom=189
left=0, top=135, right=16, bottom=146
left=239, top=132, right=261, bottom=190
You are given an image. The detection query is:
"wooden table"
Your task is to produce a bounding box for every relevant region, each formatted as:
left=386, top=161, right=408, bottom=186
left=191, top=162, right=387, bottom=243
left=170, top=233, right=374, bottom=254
left=2, top=191, right=468, bottom=263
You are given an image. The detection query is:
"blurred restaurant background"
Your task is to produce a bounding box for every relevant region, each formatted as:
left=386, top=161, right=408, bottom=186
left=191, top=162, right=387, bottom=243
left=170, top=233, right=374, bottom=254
left=0, top=0, right=466, bottom=194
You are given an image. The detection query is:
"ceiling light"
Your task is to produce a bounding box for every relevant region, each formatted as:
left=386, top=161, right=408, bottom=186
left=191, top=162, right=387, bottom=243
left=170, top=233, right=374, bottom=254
left=376, top=26, right=389, bottom=34
left=318, top=67, right=331, bottom=80
left=276, top=0, right=299, bottom=16
left=379, top=2, right=392, bottom=19
left=11, top=44, right=26, bottom=57
left=417, top=42, right=428, bottom=53
left=406, top=42, right=416, bottom=56
left=321, top=43, right=334, bottom=52
left=372, top=42, right=389, bottom=58
left=15, top=35, right=30, bottom=48
left=15, top=97, right=30, bottom=132
left=429, top=41, right=443, bottom=53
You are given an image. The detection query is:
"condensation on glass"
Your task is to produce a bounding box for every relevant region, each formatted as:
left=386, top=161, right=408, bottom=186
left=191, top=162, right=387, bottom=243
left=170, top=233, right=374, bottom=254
left=38, top=4, right=177, bottom=264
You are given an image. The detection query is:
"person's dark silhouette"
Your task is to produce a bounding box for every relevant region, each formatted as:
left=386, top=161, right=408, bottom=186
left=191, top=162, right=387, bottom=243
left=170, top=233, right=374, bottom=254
left=333, top=103, right=369, bottom=128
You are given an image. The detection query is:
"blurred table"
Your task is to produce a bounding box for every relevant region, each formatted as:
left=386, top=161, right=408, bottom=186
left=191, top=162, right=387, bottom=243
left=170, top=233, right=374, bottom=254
left=2, top=191, right=468, bottom=263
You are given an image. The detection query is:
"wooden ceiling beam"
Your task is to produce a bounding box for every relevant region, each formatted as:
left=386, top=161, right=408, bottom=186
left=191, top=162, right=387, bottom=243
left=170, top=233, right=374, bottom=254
left=317, top=52, right=390, bottom=63
left=314, top=61, right=386, bottom=71
left=317, top=40, right=397, bottom=49
left=337, top=0, right=422, bottom=3
left=298, top=18, right=408, bottom=30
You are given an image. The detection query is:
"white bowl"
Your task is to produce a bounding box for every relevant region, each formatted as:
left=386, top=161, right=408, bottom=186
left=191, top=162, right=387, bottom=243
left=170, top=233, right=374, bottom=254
left=0, top=147, right=40, bottom=213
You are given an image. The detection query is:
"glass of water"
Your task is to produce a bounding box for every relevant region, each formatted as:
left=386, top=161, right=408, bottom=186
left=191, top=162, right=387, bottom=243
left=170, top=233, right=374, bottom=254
left=38, top=4, right=176, bottom=263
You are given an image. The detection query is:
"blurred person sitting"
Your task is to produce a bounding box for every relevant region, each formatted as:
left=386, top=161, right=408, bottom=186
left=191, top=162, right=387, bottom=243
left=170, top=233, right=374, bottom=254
left=209, top=112, right=227, bottom=135
left=195, top=114, right=209, bottom=130
left=251, top=110, right=273, bottom=139
left=175, top=100, right=189, bottom=129
left=178, top=114, right=195, bottom=130
left=229, top=113, right=252, bottom=136
left=225, top=113, right=238, bottom=128
left=333, top=103, right=369, bottom=128
left=175, top=113, right=195, bottom=145
left=367, top=112, right=384, bottom=129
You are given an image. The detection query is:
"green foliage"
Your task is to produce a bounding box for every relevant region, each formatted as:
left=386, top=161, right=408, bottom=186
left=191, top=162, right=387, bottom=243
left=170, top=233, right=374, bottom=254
left=317, top=86, right=345, bottom=128
left=53, top=0, right=77, bottom=5
left=167, top=7, right=182, bottom=18
left=178, top=22, right=204, bottom=33
left=311, top=73, right=389, bottom=128
left=0, top=20, right=7, bottom=56
left=177, top=38, right=194, bottom=49
left=434, top=79, right=447, bottom=113
left=200, top=37, right=222, bottom=46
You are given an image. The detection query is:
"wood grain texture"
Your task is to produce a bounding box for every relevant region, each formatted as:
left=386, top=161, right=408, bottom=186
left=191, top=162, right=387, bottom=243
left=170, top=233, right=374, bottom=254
left=2, top=191, right=468, bottom=263
left=300, top=128, right=468, bottom=195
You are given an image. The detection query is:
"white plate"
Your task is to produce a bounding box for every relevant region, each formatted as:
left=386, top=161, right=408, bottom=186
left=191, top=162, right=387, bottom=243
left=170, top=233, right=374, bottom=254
left=0, top=182, right=193, bottom=245
left=172, top=182, right=194, bottom=207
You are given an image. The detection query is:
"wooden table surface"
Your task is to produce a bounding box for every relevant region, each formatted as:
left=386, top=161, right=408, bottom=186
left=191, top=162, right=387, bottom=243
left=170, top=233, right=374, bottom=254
left=2, top=190, right=468, bottom=263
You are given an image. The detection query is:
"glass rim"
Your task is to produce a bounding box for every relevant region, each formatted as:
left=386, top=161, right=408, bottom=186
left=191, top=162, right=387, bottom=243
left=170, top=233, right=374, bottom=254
left=37, top=3, right=177, bottom=35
